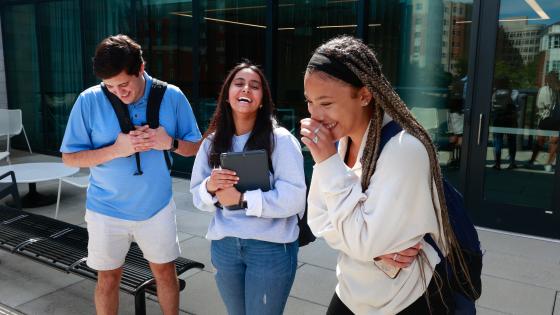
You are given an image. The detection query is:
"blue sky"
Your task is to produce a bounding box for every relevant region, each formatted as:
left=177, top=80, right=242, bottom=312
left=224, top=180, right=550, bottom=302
left=499, top=0, right=560, bottom=25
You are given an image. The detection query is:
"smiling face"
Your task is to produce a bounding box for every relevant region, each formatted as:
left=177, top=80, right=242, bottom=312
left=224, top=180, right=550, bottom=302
left=304, top=71, right=373, bottom=142
left=227, top=68, right=264, bottom=118
left=102, top=64, right=146, bottom=105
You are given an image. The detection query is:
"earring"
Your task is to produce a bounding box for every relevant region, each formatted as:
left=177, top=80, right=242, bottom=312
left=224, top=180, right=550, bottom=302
left=259, top=105, right=263, bottom=108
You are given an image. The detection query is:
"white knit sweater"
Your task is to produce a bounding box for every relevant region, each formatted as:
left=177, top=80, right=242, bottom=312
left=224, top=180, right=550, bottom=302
left=307, top=118, right=443, bottom=314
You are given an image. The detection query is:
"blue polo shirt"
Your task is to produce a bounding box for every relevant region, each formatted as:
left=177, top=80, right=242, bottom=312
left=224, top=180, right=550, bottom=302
left=60, top=73, right=201, bottom=220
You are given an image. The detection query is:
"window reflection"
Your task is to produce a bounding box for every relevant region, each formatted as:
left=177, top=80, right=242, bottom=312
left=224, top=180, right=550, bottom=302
left=138, top=1, right=193, bottom=93
left=276, top=0, right=357, bottom=133
left=368, top=1, right=473, bottom=189
left=484, top=0, right=560, bottom=208
left=198, top=0, right=266, bottom=129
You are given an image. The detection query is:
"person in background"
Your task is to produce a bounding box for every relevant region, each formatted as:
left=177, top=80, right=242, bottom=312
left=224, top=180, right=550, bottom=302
left=60, top=34, right=201, bottom=315
left=491, top=77, right=519, bottom=170
left=528, top=71, right=559, bottom=172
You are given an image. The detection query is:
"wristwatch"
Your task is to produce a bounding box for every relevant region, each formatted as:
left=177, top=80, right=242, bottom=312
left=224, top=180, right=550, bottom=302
left=238, top=192, right=248, bottom=209
left=170, top=138, right=179, bottom=152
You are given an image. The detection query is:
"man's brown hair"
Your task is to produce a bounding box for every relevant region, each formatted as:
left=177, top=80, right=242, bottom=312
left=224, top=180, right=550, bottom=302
left=92, top=34, right=144, bottom=79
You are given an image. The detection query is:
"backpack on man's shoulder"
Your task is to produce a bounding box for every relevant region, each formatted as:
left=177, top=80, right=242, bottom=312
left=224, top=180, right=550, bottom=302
left=379, top=121, right=483, bottom=312
left=101, top=78, right=172, bottom=175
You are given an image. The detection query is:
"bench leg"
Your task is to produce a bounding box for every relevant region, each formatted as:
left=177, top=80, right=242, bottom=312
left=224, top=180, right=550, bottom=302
left=134, top=289, right=146, bottom=315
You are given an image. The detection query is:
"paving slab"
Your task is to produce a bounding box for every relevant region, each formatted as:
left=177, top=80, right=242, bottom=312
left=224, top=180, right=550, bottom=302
left=16, top=280, right=163, bottom=315
left=174, top=191, right=203, bottom=215
left=180, top=270, right=227, bottom=315
left=284, top=297, right=327, bottom=315
left=478, top=229, right=560, bottom=265
left=0, top=303, right=26, bottom=315
left=476, top=275, right=556, bottom=315
left=172, top=179, right=189, bottom=193
left=179, top=235, right=213, bottom=272
left=482, top=250, right=560, bottom=290
left=175, top=210, right=213, bottom=238
left=298, top=239, right=338, bottom=271
left=289, top=264, right=337, bottom=306
left=0, top=252, right=82, bottom=308
left=476, top=305, right=509, bottom=315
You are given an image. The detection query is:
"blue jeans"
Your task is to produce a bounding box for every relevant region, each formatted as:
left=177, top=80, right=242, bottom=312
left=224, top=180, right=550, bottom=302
left=211, top=237, right=298, bottom=315
left=493, top=133, right=517, bottom=164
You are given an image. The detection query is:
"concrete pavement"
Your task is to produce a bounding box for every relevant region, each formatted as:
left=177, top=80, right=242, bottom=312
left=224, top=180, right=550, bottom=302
left=0, top=151, right=559, bottom=314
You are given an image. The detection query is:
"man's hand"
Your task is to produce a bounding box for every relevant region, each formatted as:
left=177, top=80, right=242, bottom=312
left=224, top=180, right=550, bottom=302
left=135, top=126, right=173, bottom=151
left=374, top=242, right=422, bottom=269
left=112, top=128, right=153, bottom=158
left=215, top=186, right=242, bottom=207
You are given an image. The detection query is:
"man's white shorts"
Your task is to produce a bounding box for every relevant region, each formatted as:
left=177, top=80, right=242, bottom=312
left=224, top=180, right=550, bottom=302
left=85, top=199, right=181, bottom=271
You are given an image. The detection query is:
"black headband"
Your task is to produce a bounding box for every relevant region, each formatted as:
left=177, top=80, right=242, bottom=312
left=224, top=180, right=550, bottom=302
left=307, top=53, right=363, bottom=87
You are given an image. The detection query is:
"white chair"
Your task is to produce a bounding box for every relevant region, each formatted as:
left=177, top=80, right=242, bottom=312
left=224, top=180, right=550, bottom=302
left=0, top=111, right=10, bottom=163
left=55, top=174, right=89, bottom=218
left=0, top=152, right=8, bottom=162
left=0, top=109, right=33, bottom=156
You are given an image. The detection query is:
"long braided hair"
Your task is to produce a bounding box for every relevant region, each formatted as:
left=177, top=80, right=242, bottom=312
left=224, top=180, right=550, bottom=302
left=307, top=35, right=475, bottom=304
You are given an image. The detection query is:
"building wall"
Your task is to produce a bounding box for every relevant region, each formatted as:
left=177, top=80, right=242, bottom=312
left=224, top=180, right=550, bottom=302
left=0, top=15, right=7, bottom=109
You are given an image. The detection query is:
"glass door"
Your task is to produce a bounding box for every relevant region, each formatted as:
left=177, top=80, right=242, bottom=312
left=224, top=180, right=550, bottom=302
left=466, top=0, right=560, bottom=238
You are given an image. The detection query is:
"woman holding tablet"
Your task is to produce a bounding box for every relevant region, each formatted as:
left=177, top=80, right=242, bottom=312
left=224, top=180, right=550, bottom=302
left=190, top=61, right=306, bottom=315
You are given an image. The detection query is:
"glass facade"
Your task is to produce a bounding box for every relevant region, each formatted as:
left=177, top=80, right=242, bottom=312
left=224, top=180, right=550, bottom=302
left=483, top=0, right=560, bottom=209
left=367, top=1, right=473, bottom=189
left=1, top=0, right=473, bottom=177
left=1, top=0, right=559, bottom=237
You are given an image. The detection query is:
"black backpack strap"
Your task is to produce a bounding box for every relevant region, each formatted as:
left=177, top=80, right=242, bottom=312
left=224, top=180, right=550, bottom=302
left=147, top=78, right=167, bottom=128
left=101, top=84, right=143, bottom=175
left=146, top=79, right=173, bottom=170
left=101, top=84, right=134, bottom=133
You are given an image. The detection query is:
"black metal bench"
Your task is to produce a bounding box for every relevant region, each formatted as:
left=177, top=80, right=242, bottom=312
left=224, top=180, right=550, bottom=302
left=0, top=204, right=204, bottom=315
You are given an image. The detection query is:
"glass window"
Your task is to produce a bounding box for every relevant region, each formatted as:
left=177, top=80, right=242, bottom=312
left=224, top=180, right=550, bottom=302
left=198, top=0, right=266, bottom=130
left=484, top=0, right=560, bottom=208
left=137, top=1, right=194, bottom=89
left=276, top=0, right=356, bottom=135
left=2, top=0, right=135, bottom=154
left=276, top=0, right=356, bottom=181
left=3, top=1, right=84, bottom=154
left=2, top=4, right=42, bottom=151
left=368, top=0, right=474, bottom=189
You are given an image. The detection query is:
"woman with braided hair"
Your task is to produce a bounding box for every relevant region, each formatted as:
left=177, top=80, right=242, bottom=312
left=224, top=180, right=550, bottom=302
left=301, top=36, right=470, bottom=314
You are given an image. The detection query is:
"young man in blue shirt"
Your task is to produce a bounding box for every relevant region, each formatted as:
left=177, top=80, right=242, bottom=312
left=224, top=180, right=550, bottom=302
left=60, top=35, right=201, bottom=315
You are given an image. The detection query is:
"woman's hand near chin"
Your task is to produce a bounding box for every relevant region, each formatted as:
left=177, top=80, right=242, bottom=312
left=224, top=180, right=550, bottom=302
left=300, top=118, right=337, bottom=164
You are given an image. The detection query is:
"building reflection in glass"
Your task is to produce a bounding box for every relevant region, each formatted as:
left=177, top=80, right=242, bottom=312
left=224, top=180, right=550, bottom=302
left=484, top=0, right=560, bottom=209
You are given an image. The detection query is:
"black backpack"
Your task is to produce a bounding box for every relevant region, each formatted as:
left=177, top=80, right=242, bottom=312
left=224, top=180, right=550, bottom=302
left=101, top=79, right=171, bottom=175
left=379, top=121, right=483, bottom=311
left=268, top=152, right=316, bottom=247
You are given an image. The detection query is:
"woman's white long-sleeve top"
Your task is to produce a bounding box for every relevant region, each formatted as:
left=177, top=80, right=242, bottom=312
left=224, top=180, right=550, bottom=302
left=307, top=120, right=443, bottom=314
left=190, top=127, right=307, bottom=243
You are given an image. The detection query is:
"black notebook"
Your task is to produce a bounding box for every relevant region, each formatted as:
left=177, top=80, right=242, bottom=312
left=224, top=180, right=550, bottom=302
left=220, top=149, right=271, bottom=193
